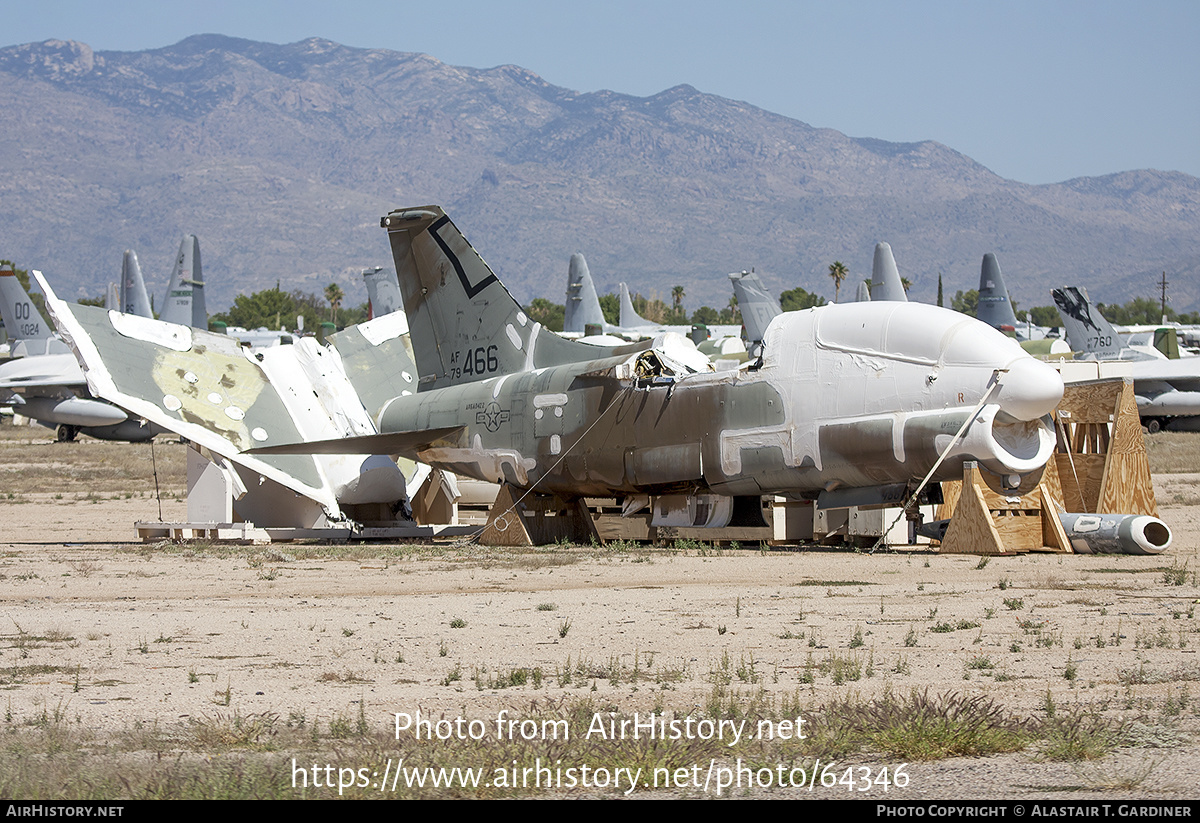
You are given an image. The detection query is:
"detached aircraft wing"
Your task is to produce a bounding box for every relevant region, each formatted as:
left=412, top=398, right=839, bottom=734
left=38, top=276, right=416, bottom=518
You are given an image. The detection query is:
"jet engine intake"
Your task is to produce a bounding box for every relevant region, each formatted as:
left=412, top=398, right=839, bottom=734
left=942, top=405, right=1056, bottom=478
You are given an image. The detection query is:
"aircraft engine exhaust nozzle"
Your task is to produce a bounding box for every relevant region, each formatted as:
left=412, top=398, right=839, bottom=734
left=1059, top=513, right=1172, bottom=555
left=919, top=513, right=1171, bottom=555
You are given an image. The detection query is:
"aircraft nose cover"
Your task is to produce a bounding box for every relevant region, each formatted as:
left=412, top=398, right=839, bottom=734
left=993, top=357, right=1064, bottom=422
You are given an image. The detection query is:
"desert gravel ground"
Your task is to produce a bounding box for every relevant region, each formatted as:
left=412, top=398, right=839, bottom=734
left=0, top=426, right=1198, bottom=800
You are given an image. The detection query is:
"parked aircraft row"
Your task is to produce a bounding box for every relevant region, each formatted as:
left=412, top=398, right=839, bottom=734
left=1053, top=286, right=1200, bottom=432
left=0, top=236, right=205, bottom=441
left=562, top=241, right=912, bottom=342
left=37, top=205, right=1066, bottom=537
left=946, top=251, right=1200, bottom=434
left=571, top=239, right=1197, bottom=435
left=12, top=212, right=1197, bottom=451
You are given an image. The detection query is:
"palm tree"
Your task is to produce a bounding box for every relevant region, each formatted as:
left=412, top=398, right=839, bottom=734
left=671, top=285, right=685, bottom=313
left=828, top=261, right=848, bottom=303
left=324, top=282, right=344, bottom=323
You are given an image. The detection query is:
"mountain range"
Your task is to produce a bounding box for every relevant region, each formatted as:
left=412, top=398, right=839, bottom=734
left=0, top=34, right=1196, bottom=315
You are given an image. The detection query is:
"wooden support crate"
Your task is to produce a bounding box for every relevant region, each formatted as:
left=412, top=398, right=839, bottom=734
left=479, top=484, right=602, bottom=546
left=936, top=378, right=1156, bottom=555
left=1051, top=378, right=1158, bottom=518
left=937, top=462, right=1070, bottom=555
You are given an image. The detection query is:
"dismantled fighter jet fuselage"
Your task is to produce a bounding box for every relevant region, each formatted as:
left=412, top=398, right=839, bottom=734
left=370, top=303, right=1061, bottom=503
left=41, top=206, right=1065, bottom=535
left=294, top=207, right=1064, bottom=520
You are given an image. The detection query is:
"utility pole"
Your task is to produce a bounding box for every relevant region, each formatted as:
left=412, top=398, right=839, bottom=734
left=1160, top=271, right=1169, bottom=322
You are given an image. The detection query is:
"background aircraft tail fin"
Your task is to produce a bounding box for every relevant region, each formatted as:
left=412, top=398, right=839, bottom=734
left=563, top=253, right=605, bottom=334
left=0, top=264, right=59, bottom=353
left=870, top=242, right=908, bottom=302
left=159, top=235, right=206, bottom=329
left=362, top=266, right=402, bottom=319
left=1052, top=286, right=1123, bottom=359
left=976, top=253, right=1019, bottom=329
left=729, top=271, right=781, bottom=344
left=618, top=281, right=657, bottom=328
left=120, top=250, right=153, bottom=318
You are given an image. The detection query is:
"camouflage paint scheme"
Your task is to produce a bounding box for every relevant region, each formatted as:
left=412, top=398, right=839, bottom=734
left=357, top=207, right=1062, bottom=500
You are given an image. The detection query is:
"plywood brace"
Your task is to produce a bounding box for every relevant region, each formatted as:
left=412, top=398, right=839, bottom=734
left=938, top=462, right=1068, bottom=555
left=1052, top=378, right=1158, bottom=517
left=478, top=484, right=602, bottom=547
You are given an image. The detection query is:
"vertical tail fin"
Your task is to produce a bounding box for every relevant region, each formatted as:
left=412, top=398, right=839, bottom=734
left=619, top=282, right=636, bottom=327
left=0, top=264, right=58, bottom=354
left=381, top=206, right=643, bottom=391
left=120, top=250, right=153, bottom=318
left=1051, top=286, right=1123, bottom=359
left=618, top=282, right=657, bottom=328
left=854, top=280, right=872, bottom=302
left=976, top=253, right=1019, bottom=330
left=870, top=243, right=908, bottom=302
left=160, top=235, right=206, bottom=328
left=563, top=253, right=606, bottom=334
left=362, top=266, right=402, bottom=319
left=729, top=271, right=781, bottom=344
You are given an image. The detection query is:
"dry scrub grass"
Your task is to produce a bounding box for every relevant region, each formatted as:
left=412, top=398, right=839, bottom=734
left=1, top=421, right=1198, bottom=799
left=1145, top=430, right=1200, bottom=474
left=0, top=691, right=1150, bottom=799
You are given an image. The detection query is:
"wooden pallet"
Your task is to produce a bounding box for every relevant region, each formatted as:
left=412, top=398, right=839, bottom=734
left=135, top=521, right=477, bottom=544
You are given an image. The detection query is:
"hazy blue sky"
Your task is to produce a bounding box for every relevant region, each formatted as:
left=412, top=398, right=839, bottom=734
left=3, top=0, right=1197, bottom=184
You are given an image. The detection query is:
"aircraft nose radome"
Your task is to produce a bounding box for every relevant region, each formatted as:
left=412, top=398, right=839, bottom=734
left=994, top=357, right=1064, bottom=421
